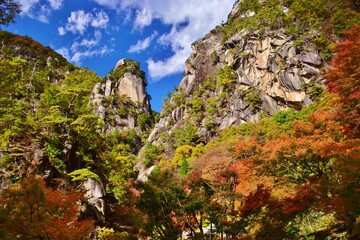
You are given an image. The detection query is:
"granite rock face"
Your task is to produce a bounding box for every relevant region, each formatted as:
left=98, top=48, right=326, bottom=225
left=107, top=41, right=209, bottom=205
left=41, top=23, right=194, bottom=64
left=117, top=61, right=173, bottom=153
left=147, top=27, right=325, bottom=147
left=82, top=178, right=106, bottom=222
left=89, top=59, right=152, bottom=133
left=118, top=72, right=148, bottom=104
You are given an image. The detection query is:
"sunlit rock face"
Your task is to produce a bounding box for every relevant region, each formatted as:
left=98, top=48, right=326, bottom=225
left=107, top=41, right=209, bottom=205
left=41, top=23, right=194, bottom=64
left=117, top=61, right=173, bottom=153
left=147, top=27, right=325, bottom=146
left=82, top=178, right=106, bottom=223
left=118, top=72, right=148, bottom=104
left=89, top=58, right=152, bottom=133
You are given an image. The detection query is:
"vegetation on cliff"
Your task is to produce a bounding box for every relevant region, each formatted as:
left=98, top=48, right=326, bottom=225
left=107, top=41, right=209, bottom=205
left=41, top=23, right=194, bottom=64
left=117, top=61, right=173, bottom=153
left=0, top=0, right=359, bottom=239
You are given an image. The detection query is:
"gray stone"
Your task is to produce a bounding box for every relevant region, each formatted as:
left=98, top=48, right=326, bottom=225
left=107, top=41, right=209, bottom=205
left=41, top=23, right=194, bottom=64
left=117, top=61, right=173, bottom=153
left=224, top=33, right=242, bottom=49
left=303, top=95, right=313, bottom=106
left=114, top=58, right=126, bottom=70
left=233, top=97, right=248, bottom=111
left=271, top=37, right=286, bottom=46
left=268, top=56, right=279, bottom=73
left=104, top=80, right=112, bottom=97
left=301, top=63, right=320, bottom=76
left=237, top=69, right=252, bottom=85
left=137, top=165, right=156, bottom=182
left=278, top=43, right=292, bottom=58
left=219, top=116, right=238, bottom=130
left=82, top=178, right=105, bottom=222
left=287, top=57, right=299, bottom=65
left=172, top=107, right=183, bottom=122
left=300, top=52, right=322, bottom=66
left=279, top=69, right=303, bottom=91
left=89, top=83, right=106, bottom=120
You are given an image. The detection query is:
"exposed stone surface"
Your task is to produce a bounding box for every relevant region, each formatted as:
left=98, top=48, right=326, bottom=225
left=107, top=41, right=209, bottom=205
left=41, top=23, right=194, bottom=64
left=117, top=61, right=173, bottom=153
left=147, top=28, right=325, bottom=146
left=300, top=52, right=322, bottom=66
left=89, top=59, right=152, bottom=133
left=118, top=72, right=148, bottom=103
left=82, top=178, right=106, bottom=222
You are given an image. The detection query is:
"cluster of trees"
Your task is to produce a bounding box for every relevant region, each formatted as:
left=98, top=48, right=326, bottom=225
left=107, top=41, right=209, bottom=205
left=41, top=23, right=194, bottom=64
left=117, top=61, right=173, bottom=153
left=0, top=176, right=94, bottom=239
left=0, top=31, right=144, bottom=238
left=0, top=1, right=359, bottom=239
left=103, top=24, right=359, bottom=239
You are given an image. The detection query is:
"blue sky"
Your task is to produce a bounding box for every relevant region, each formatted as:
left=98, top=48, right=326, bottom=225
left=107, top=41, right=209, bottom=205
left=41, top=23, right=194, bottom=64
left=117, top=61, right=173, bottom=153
left=4, top=0, right=234, bottom=112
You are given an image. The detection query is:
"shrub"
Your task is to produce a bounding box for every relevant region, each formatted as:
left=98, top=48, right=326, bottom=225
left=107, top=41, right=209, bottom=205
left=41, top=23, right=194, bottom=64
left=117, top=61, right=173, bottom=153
left=218, top=65, right=238, bottom=88
left=69, top=168, right=100, bottom=181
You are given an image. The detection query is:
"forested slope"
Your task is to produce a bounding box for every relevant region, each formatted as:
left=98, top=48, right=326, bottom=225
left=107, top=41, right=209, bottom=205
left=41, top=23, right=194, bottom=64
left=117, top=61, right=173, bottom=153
left=0, top=0, right=359, bottom=239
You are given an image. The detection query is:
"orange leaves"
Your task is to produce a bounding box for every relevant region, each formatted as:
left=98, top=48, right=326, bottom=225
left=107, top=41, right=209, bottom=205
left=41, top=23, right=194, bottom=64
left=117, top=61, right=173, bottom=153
left=240, top=186, right=271, bottom=218
left=0, top=176, right=94, bottom=239
left=234, top=138, right=260, bottom=159
left=191, top=145, right=234, bottom=181
left=280, top=184, right=316, bottom=215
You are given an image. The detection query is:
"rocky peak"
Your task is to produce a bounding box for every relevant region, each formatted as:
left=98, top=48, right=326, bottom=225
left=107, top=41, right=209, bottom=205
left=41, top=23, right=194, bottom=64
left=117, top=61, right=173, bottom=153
left=89, top=59, right=153, bottom=133
left=115, top=59, right=148, bottom=105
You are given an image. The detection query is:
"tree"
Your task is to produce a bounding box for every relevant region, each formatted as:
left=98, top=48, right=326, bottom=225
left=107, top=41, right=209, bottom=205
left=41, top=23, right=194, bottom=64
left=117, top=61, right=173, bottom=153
left=136, top=170, right=184, bottom=239
left=0, top=175, right=94, bottom=239
left=325, top=25, right=360, bottom=136
left=0, top=0, right=21, bottom=27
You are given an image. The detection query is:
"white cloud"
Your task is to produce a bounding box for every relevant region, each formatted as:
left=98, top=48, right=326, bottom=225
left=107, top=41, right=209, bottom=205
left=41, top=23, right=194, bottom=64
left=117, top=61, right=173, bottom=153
left=147, top=47, right=188, bottom=80
left=19, top=0, right=39, bottom=14
left=92, top=0, right=119, bottom=9
left=47, top=0, right=64, bottom=10
left=58, top=26, right=66, bottom=35
left=65, top=10, right=93, bottom=35
left=37, top=5, right=52, bottom=23
left=59, top=10, right=110, bottom=35
left=70, top=46, right=112, bottom=64
left=71, top=31, right=102, bottom=52
left=91, top=10, right=109, bottom=28
left=55, top=47, right=70, bottom=60
left=18, top=0, right=63, bottom=22
left=128, top=31, right=157, bottom=53
left=57, top=31, right=110, bottom=64
left=134, top=8, right=152, bottom=29
left=93, top=0, right=234, bottom=80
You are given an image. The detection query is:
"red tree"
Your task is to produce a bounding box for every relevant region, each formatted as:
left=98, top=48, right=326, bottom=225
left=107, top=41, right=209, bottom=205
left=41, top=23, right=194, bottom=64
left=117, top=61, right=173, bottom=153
left=325, top=25, right=360, bottom=136
left=0, top=175, right=94, bottom=239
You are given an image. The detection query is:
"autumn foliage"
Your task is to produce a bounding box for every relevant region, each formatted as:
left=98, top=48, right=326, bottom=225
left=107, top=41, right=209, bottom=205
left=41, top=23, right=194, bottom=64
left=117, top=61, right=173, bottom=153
left=325, top=25, right=360, bottom=136
left=0, top=176, right=94, bottom=239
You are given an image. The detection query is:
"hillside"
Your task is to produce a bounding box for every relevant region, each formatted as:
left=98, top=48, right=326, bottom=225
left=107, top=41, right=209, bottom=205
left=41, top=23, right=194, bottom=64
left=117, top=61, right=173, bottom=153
left=0, top=0, right=360, bottom=239
left=0, top=31, right=155, bottom=237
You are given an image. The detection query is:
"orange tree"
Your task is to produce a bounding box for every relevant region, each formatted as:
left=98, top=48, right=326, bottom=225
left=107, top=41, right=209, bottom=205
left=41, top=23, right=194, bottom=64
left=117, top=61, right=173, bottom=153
left=325, top=25, right=360, bottom=136
left=232, top=109, right=360, bottom=238
left=0, top=175, right=94, bottom=239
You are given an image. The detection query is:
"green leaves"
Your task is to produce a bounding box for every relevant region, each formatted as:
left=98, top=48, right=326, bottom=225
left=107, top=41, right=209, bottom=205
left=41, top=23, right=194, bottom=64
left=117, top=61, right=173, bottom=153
left=218, top=65, right=237, bottom=88
left=69, top=168, right=100, bottom=181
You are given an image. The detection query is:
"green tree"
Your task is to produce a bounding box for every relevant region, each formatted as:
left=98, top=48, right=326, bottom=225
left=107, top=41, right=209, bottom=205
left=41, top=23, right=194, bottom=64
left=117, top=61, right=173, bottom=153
left=136, top=170, right=184, bottom=239
left=0, top=0, right=21, bottom=27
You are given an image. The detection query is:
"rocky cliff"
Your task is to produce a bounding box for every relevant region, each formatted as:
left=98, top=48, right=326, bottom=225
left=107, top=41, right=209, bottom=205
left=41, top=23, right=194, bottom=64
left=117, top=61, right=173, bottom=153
left=147, top=3, right=326, bottom=150
left=89, top=59, right=153, bottom=133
